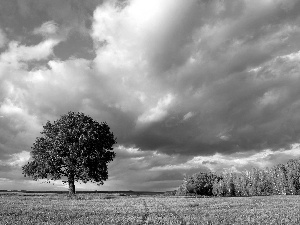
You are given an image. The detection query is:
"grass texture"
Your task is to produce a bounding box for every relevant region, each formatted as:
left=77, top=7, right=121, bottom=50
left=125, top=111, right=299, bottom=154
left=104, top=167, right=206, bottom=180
left=1, top=193, right=300, bottom=224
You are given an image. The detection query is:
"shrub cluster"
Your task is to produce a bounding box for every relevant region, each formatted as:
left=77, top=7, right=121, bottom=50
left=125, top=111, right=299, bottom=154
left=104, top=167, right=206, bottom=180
left=176, top=158, right=300, bottom=197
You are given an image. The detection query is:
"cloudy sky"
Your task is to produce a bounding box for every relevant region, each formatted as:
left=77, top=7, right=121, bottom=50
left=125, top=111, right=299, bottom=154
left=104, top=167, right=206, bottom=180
left=1, top=0, right=300, bottom=192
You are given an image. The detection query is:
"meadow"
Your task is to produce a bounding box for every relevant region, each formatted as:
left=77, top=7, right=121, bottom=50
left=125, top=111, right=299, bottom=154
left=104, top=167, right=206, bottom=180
left=1, top=193, right=300, bottom=224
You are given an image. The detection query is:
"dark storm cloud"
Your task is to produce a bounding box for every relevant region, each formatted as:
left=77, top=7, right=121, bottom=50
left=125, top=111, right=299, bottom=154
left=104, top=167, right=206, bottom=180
left=102, top=145, right=209, bottom=191
left=0, top=164, right=12, bottom=172
left=90, top=0, right=300, bottom=156
left=0, top=0, right=105, bottom=60
left=10, top=0, right=103, bottom=32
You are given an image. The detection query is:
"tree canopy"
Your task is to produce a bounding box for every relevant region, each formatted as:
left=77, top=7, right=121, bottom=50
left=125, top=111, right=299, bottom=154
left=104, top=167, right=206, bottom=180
left=22, top=111, right=117, bottom=195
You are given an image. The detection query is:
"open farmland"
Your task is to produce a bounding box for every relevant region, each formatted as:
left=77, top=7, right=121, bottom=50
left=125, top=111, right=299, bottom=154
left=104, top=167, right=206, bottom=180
left=1, top=194, right=300, bottom=224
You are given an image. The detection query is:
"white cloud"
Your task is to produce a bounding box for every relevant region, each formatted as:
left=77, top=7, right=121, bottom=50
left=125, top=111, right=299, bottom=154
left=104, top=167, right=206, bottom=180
left=281, top=50, right=300, bottom=61
left=148, top=144, right=300, bottom=175
left=0, top=39, right=60, bottom=65
left=0, top=99, right=23, bottom=115
left=191, top=145, right=300, bottom=172
left=0, top=178, right=10, bottom=182
left=183, top=112, right=194, bottom=121
left=0, top=151, right=30, bottom=168
left=0, top=99, right=41, bottom=148
left=258, top=90, right=281, bottom=106
left=91, top=0, right=201, bottom=119
left=7, top=151, right=31, bottom=167
left=137, top=94, right=174, bottom=125
left=33, top=21, right=59, bottom=37
left=218, top=135, right=230, bottom=141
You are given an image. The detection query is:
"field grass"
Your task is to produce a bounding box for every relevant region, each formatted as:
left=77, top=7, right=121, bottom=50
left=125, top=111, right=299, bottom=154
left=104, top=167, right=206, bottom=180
left=1, top=193, right=300, bottom=224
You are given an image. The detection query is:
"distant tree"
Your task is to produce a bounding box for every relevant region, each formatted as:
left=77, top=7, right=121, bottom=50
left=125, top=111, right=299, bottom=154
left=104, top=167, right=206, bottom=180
left=186, top=172, right=218, bottom=196
left=216, top=172, right=236, bottom=197
left=212, top=177, right=226, bottom=197
left=272, top=164, right=289, bottom=195
left=248, top=168, right=259, bottom=196
left=285, top=159, right=300, bottom=195
left=186, top=176, right=197, bottom=196
left=226, top=173, right=236, bottom=196
left=176, top=174, right=189, bottom=196
left=232, top=173, right=241, bottom=196
left=257, top=168, right=273, bottom=196
left=22, top=112, right=116, bottom=195
left=233, top=172, right=250, bottom=196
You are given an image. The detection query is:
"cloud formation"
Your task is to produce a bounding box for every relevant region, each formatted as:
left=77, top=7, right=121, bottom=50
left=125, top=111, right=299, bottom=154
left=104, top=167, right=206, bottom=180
left=33, top=21, right=59, bottom=37
left=90, top=0, right=300, bottom=156
left=1, top=0, right=300, bottom=191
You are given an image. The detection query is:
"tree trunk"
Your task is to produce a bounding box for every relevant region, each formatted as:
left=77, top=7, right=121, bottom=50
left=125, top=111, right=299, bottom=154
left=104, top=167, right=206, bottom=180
left=68, top=174, right=75, bottom=196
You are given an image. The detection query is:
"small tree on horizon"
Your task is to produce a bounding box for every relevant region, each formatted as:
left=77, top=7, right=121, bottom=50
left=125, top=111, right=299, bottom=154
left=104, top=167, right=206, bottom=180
left=22, top=111, right=116, bottom=195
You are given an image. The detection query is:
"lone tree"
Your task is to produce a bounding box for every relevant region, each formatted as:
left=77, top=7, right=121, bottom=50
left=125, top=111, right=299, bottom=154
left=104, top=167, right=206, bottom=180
left=22, top=112, right=116, bottom=195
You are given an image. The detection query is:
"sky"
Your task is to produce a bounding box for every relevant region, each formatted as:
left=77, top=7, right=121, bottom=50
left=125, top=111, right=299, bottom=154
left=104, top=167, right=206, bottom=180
left=1, top=0, right=300, bottom=192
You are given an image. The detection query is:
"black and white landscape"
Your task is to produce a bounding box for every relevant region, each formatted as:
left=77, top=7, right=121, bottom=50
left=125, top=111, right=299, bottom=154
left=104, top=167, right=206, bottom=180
left=1, top=0, right=300, bottom=193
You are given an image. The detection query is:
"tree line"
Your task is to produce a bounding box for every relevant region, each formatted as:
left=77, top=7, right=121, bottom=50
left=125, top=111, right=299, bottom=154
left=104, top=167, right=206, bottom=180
left=176, top=158, right=300, bottom=197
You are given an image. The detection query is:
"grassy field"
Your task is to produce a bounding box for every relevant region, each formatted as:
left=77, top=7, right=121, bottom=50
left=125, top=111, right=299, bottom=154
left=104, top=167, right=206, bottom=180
left=1, top=193, right=300, bottom=224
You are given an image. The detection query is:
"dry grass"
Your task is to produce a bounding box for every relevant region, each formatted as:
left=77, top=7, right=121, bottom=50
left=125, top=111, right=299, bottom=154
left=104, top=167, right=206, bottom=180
left=1, top=193, right=300, bottom=224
